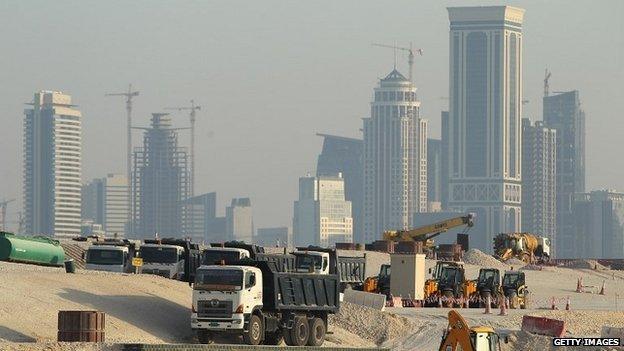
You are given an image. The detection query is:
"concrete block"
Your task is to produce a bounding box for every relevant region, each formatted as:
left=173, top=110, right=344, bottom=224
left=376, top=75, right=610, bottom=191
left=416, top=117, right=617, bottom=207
left=343, top=289, right=386, bottom=311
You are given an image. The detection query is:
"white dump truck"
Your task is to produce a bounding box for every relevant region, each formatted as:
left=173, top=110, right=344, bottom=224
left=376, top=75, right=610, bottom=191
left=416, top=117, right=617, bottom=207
left=85, top=240, right=137, bottom=273
left=140, top=238, right=201, bottom=281
left=191, top=259, right=340, bottom=346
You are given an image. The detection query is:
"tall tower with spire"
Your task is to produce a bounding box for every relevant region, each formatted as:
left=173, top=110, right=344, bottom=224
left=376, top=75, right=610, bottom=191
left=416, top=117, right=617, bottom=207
left=362, top=69, right=428, bottom=243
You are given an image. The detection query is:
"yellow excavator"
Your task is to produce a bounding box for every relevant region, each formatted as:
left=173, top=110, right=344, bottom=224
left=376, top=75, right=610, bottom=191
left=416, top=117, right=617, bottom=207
left=439, top=310, right=507, bottom=351
left=382, top=213, right=475, bottom=252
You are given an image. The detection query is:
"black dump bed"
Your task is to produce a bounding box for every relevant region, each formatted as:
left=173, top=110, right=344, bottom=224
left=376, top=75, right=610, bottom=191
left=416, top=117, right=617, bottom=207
left=239, top=260, right=340, bottom=313
left=337, top=256, right=366, bottom=284
left=255, top=253, right=295, bottom=272
left=212, top=241, right=265, bottom=258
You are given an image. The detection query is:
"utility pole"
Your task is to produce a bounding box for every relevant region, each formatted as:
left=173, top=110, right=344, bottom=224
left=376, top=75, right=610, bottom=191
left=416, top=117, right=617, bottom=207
left=165, top=100, right=201, bottom=197
left=0, top=199, right=15, bottom=231
left=106, top=84, right=139, bottom=236
left=372, top=42, right=423, bottom=83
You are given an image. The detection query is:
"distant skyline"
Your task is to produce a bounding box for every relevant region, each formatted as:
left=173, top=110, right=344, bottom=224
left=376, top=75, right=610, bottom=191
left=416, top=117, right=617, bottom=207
left=1, top=1, right=623, bottom=232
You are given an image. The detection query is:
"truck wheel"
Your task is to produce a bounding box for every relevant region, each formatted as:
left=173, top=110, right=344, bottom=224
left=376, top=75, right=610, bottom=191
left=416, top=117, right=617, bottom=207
left=264, top=331, right=283, bottom=345
left=307, top=318, right=326, bottom=346
left=288, top=316, right=309, bottom=346
left=197, top=330, right=212, bottom=344
left=243, top=314, right=263, bottom=345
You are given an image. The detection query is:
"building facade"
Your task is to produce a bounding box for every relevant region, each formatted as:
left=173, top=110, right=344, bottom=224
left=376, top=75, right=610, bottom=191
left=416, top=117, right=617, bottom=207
left=441, top=111, right=450, bottom=210
left=316, top=133, right=363, bottom=243
left=293, top=174, right=353, bottom=247
left=521, top=119, right=557, bottom=254
left=362, top=69, right=427, bottom=243
left=427, top=138, right=442, bottom=212
left=23, top=91, right=82, bottom=237
left=81, top=174, right=129, bottom=237
left=132, top=113, right=190, bottom=239
left=181, top=192, right=218, bottom=243
left=447, top=6, right=524, bottom=251
left=226, top=198, right=253, bottom=243
left=573, top=190, right=624, bottom=259
left=543, top=90, right=586, bottom=258
left=256, top=227, right=291, bottom=248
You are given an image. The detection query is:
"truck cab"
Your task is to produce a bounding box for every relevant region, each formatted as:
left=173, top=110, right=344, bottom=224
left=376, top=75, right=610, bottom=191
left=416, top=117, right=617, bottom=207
left=139, top=243, right=185, bottom=279
left=292, top=250, right=330, bottom=274
left=191, top=265, right=263, bottom=343
left=202, top=247, right=250, bottom=265
left=85, top=245, right=130, bottom=273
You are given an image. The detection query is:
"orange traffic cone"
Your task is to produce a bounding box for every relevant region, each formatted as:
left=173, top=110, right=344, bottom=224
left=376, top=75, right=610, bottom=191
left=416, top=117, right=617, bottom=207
left=499, top=297, right=508, bottom=316
left=551, top=296, right=556, bottom=310
left=565, top=296, right=571, bottom=311
left=576, top=277, right=583, bottom=293
left=484, top=294, right=492, bottom=314
left=438, top=295, right=443, bottom=308
left=600, top=281, right=606, bottom=295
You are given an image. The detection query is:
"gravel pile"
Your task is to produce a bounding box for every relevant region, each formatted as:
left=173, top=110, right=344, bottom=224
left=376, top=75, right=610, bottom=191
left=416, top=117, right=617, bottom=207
left=506, top=258, right=527, bottom=268
left=329, top=301, right=413, bottom=345
left=567, top=259, right=608, bottom=270
left=462, top=249, right=508, bottom=270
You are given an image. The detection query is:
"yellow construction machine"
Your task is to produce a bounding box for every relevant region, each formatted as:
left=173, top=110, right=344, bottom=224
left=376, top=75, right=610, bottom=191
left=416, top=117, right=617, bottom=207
left=493, top=232, right=551, bottom=264
left=424, top=261, right=477, bottom=307
left=439, top=310, right=507, bottom=351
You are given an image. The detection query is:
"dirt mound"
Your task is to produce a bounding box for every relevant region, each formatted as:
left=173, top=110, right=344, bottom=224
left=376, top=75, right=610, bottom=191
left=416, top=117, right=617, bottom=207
left=462, top=249, right=508, bottom=270
left=506, top=258, right=527, bottom=268
left=567, top=259, right=608, bottom=270
left=329, top=301, right=413, bottom=345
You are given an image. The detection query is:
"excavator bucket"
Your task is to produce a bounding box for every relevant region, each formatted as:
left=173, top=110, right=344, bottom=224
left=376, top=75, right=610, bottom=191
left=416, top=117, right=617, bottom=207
left=439, top=310, right=472, bottom=351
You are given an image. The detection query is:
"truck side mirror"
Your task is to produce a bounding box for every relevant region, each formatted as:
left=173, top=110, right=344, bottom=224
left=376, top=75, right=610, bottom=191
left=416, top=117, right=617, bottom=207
left=504, top=335, right=509, bottom=344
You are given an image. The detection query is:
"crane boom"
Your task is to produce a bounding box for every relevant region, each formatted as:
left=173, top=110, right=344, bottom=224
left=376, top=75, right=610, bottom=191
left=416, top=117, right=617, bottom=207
left=165, top=100, right=201, bottom=198
left=372, top=42, right=423, bottom=83
left=382, top=213, right=474, bottom=242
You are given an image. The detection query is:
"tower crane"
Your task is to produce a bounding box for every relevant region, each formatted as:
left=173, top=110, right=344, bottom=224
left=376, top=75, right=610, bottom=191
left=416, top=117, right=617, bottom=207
left=544, top=69, right=552, bottom=97
left=0, top=199, right=15, bottom=231
left=106, top=84, right=140, bottom=236
left=372, top=42, right=423, bottom=83
left=165, top=100, right=201, bottom=197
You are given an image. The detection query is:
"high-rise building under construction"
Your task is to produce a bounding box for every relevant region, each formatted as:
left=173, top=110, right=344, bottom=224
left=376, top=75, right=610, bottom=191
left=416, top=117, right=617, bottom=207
left=132, top=113, right=190, bottom=238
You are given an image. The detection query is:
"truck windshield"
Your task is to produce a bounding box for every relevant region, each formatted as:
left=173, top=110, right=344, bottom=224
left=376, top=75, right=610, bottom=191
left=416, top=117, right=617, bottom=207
left=439, top=268, right=459, bottom=284
left=479, top=270, right=496, bottom=284
left=295, top=254, right=322, bottom=272
left=140, top=246, right=178, bottom=264
left=87, top=249, right=124, bottom=265
left=503, top=274, right=520, bottom=286
left=194, top=269, right=243, bottom=291
left=202, top=250, right=241, bottom=265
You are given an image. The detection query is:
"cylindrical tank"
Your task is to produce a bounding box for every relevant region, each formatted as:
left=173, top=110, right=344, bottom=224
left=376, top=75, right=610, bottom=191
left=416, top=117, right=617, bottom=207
left=58, top=311, right=105, bottom=342
left=0, top=232, right=66, bottom=267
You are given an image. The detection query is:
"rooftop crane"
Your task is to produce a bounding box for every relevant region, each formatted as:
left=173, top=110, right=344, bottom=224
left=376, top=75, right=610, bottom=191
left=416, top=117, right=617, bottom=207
left=106, top=84, right=140, bottom=236
left=0, top=199, right=15, bottom=231
left=165, top=100, right=201, bottom=197
left=544, top=69, right=552, bottom=97
left=372, top=42, right=423, bottom=83
left=382, top=213, right=474, bottom=247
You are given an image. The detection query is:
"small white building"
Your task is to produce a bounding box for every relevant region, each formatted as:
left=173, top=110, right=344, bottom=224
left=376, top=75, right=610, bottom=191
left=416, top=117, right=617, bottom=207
left=226, top=198, right=253, bottom=243
left=293, top=173, right=353, bottom=247
left=82, top=174, right=129, bottom=237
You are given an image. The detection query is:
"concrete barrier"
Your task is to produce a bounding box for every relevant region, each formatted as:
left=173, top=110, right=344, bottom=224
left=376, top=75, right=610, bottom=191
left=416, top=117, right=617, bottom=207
left=602, top=326, right=624, bottom=344
left=521, top=315, right=566, bottom=337
left=343, top=289, right=387, bottom=311
left=123, top=344, right=388, bottom=351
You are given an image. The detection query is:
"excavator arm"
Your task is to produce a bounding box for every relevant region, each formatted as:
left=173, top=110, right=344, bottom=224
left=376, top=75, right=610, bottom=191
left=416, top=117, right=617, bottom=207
left=439, top=310, right=474, bottom=351
left=383, top=213, right=474, bottom=242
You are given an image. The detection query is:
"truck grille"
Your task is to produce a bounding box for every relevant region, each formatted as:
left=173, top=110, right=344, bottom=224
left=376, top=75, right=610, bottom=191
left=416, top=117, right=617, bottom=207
left=197, top=300, right=232, bottom=318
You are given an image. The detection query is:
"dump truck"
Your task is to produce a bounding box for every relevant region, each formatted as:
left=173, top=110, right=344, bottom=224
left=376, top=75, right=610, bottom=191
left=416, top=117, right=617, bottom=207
left=205, top=242, right=295, bottom=272
left=439, top=310, right=507, bottom=351
left=493, top=233, right=551, bottom=263
left=469, top=268, right=501, bottom=308
left=191, top=259, right=340, bottom=346
left=140, top=238, right=201, bottom=281
left=85, top=239, right=138, bottom=273
left=294, top=246, right=366, bottom=291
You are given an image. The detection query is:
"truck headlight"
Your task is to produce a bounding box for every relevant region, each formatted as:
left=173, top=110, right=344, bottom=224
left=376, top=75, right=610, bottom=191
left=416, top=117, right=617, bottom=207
left=232, top=319, right=242, bottom=324
left=235, top=304, right=244, bottom=313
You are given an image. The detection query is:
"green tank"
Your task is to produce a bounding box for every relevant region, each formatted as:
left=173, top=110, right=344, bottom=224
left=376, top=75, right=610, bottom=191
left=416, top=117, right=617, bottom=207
left=0, top=231, right=66, bottom=267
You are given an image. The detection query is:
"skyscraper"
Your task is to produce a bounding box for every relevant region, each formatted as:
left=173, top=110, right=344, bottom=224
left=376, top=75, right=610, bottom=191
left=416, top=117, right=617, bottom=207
left=427, top=138, right=442, bottom=211
left=132, top=113, right=190, bottom=238
left=293, top=174, right=353, bottom=246
left=226, top=198, right=253, bottom=243
left=362, top=69, right=427, bottom=243
left=440, top=111, right=450, bottom=210
left=447, top=6, right=524, bottom=251
left=573, top=190, right=624, bottom=259
left=543, top=90, right=586, bottom=258
left=23, top=91, right=82, bottom=237
left=180, top=192, right=217, bottom=243
left=316, top=133, right=363, bottom=243
left=81, top=174, right=129, bottom=236
left=521, top=119, right=557, bottom=253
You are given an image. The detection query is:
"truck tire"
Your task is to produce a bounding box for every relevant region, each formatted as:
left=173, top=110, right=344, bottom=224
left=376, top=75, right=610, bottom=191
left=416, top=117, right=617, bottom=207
left=243, top=314, right=263, bottom=345
left=307, top=317, right=326, bottom=346
left=197, top=330, right=212, bottom=344
left=286, top=316, right=309, bottom=346
left=264, top=331, right=283, bottom=345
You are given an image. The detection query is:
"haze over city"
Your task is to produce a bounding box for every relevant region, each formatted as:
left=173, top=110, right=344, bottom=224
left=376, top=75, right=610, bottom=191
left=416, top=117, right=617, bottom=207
left=0, top=0, right=623, bottom=232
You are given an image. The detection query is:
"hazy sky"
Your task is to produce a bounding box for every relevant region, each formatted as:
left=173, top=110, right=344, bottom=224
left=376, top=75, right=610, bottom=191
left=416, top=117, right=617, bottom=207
left=1, top=1, right=623, bottom=232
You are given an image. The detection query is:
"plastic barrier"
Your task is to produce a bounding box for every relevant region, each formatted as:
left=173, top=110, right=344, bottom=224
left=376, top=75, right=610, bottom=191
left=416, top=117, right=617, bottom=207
left=521, top=315, right=566, bottom=337
left=343, top=289, right=386, bottom=311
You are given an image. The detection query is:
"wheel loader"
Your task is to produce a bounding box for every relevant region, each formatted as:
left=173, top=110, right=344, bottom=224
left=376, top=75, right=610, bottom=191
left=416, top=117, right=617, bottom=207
left=439, top=310, right=507, bottom=351
left=469, top=268, right=501, bottom=308
left=502, top=270, right=529, bottom=309
left=424, top=261, right=476, bottom=307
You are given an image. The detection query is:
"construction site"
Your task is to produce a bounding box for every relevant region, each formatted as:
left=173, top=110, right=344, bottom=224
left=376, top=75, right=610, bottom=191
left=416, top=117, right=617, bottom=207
left=1, top=213, right=624, bottom=351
